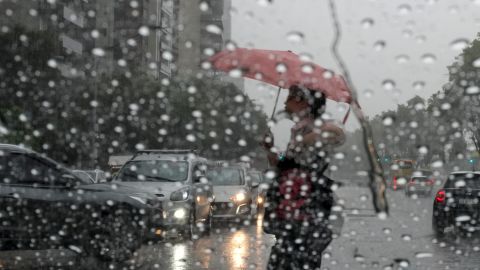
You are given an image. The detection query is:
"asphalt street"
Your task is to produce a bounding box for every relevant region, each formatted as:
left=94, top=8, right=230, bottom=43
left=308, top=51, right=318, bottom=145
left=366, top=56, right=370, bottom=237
left=2, top=185, right=480, bottom=270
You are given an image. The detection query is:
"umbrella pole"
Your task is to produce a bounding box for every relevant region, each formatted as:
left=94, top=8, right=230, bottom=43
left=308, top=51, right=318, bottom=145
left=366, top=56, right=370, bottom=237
left=270, top=87, right=282, bottom=120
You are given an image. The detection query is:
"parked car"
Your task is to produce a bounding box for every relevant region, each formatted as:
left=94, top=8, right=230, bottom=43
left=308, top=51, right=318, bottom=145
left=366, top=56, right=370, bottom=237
left=207, top=162, right=255, bottom=220
left=72, top=170, right=96, bottom=184
left=390, top=159, right=416, bottom=190
left=432, top=171, right=480, bottom=237
left=113, top=149, right=213, bottom=239
left=405, top=174, right=435, bottom=197
left=0, top=144, right=162, bottom=262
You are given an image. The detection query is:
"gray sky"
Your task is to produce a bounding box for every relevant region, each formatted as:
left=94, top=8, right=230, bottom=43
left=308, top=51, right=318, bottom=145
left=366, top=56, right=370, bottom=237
left=230, top=0, right=480, bottom=147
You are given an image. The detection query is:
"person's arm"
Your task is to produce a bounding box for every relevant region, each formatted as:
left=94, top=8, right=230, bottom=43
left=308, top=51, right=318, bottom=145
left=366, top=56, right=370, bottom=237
left=302, top=122, right=345, bottom=147
left=262, top=132, right=279, bottom=167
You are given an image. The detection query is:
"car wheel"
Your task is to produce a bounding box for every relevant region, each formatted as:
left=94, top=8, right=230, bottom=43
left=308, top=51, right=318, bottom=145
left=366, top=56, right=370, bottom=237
left=204, top=208, right=213, bottom=236
left=432, top=219, right=448, bottom=239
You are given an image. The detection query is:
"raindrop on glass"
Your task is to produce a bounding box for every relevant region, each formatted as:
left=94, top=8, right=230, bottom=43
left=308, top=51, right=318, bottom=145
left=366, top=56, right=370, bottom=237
left=229, top=69, right=242, bottom=78
left=466, top=86, right=480, bottom=95
left=91, top=30, right=100, bottom=39
left=360, top=18, right=374, bottom=29
left=47, top=59, right=57, bottom=68
left=450, top=38, right=469, bottom=51
left=472, top=57, right=480, bottom=68
left=135, top=143, right=145, bottom=151
left=286, top=31, right=304, bottom=43
left=199, top=1, right=209, bottom=11
left=382, top=116, right=394, bottom=126
left=395, top=55, right=409, bottom=64
left=373, top=40, right=386, bottom=51
left=382, top=80, right=396, bottom=90
left=276, top=63, right=287, bottom=73
left=421, top=54, right=436, bottom=64
left=92, top=48, right=105, bottom=57
left=413, top=81, right=425, bottom=90
left=162, top=51, right=173, bottom=61
left=206, top=24, right=222, bottom=35
left=138, top=26, right=150, bottom=36
left=397, top=4, right=412, bottom=15
left=301, top=64, right=314, bottom=74
left=363, top=89, right=374, bottom=98
left=418, top=146, right=428, bottom=154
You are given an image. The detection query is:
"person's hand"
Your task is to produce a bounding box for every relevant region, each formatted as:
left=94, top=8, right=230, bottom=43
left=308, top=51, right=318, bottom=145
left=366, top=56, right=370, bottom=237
left=261, top=130, right=274, bottom=150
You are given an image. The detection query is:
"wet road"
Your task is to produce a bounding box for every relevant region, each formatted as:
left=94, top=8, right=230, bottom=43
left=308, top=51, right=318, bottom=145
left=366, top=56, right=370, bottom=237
left=3, top=184, right=480, bottom=269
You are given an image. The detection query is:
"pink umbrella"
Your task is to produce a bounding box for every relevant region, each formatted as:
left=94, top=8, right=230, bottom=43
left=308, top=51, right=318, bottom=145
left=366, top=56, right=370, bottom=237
left=209, top=48, right=352, bottom=104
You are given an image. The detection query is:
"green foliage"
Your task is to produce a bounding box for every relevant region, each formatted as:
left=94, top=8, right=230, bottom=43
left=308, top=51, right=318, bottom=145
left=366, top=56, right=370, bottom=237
left=0, top=26, right=268, bottom=168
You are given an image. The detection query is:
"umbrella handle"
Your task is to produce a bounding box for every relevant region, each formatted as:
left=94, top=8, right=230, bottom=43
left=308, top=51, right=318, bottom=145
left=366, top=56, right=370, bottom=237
left=270, top=87, right=282, bottom=120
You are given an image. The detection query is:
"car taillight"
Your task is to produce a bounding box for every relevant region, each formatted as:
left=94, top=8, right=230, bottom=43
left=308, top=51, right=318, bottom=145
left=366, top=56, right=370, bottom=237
left=426, top=179, right=434, bottom=185
left=435, top=189, right=445, bottom=203
left=393, top=176, right=397, bottom=190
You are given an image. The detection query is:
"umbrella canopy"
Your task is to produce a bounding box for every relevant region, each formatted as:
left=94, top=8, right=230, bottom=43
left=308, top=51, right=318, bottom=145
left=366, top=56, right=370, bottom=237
left=209, top=48, right=352, bottom=103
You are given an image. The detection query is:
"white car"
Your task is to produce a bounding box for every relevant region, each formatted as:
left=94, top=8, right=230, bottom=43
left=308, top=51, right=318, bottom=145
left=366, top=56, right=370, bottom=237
left=113, top=150, right=214, bottom=239
left=207, top=162, right=255, bottom=220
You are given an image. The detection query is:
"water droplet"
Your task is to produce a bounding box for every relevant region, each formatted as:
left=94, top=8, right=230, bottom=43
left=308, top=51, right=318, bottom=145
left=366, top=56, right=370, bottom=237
left=418, top=146, right=428, bottom=154
left=47, top=59, right=57, bottom=68
left=466, top=86, right=480, bottom=95
left=206, top=24, right=222, bottom=34
left=18, top=114, right=27, bottom=122
left=225, top=40, right=237, bottom=51
left=334, top=152, right=345, bottom=159
left=192, top=110, right=202, bottom=118
left=106, top=200, right=114, bottom=206
left=450, top=38, right=469, bottom=51
left=382, top=80, right=396, bottom=90
left=323, top=70, right=333, bottom=79
left=286, top=31, right=304, bottom=43
left=138, top=26, right=150, bottom=36
left=229, top=69, right=242, bottom=78
left=301, top=64, right=314, bottom=74
left=382, top=116, right=395, bottom=126
left=361, top=18, right=374, bottom=29
left=431, top=160, right=444, bottom=168
left=472, top=57, right=480, bottom=67
left=238, top=139, right=247, bottom=146
left=383, top=228, right=392, bottom=234
left=396, top=259, right=410, bottom=267
left=234, top=95, right=244, bottom=102
left=129, top=103, right=139, bottom=111
left=92, top=48, right=105, bottom=57
left=398, top=4, right=412, bottom=15
left=377, top=212, right=388, bottom=220
left=416, top=35, right=427, bottom=43
left=91, top=29, right=100, bottom=38
left=276, top=63, right=287, bottom=73
left=135, top=143, right=145, bottom=150
left=363, top=89, right=374, bottom=98
left=415, top=252, right=433, bottom=258
left=265, top=170, right=276, bottom=179
left=421, top=54, right=436, bottom=64
left=360, top=194, right=368, bottom=201
left=456, top=215, right=471, bottom=222
left=413, top=81, right=425, bottom=90
left=373, top=40, right=386, bottom=51
left=299, top=53, right=313, bottom=62
left=186, top=134, right=196, bottom=142
left=117, top=59, right=127, bottom=67
left=162, top=51, right=173, bottom=61
left=199, top=1, right=209, bottom=11
left=401, top=234, right=412, bottom=241
left=354, top=254, right=366, bottom=262
left=395, top=55, right=409, bottom=64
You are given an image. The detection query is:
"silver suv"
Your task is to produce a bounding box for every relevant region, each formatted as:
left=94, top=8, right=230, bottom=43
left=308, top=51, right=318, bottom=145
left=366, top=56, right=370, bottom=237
left=114, top=150, right=213, bottom=239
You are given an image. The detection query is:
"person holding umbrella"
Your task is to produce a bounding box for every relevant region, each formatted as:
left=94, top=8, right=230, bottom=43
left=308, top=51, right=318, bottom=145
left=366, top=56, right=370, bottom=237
left=261, top=85, right=345, bottom=269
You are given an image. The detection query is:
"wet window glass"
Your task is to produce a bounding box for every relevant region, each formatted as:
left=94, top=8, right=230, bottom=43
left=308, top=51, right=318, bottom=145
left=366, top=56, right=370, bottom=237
left=3, top=0, right=480, bottom=269
left=206, top=167, right=244, bottom=186
left=116, top=160, right=188, bottom=182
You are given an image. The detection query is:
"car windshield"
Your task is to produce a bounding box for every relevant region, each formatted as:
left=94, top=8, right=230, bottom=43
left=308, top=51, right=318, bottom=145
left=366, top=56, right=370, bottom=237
left=72, top=171, right=95, bottom=184
left=411, top=177, right=429, bottom=183
left=116, top=160, right=189, bottom=182
left=444, top=174, right=480, bottom=189
left=207, top=167, right=244, bottom=186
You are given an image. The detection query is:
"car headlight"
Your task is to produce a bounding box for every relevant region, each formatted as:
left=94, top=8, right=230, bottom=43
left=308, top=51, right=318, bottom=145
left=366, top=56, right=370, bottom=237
left=170, top=188, right=190, bottom=201
left=231, top=191, right=247, bottom=203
